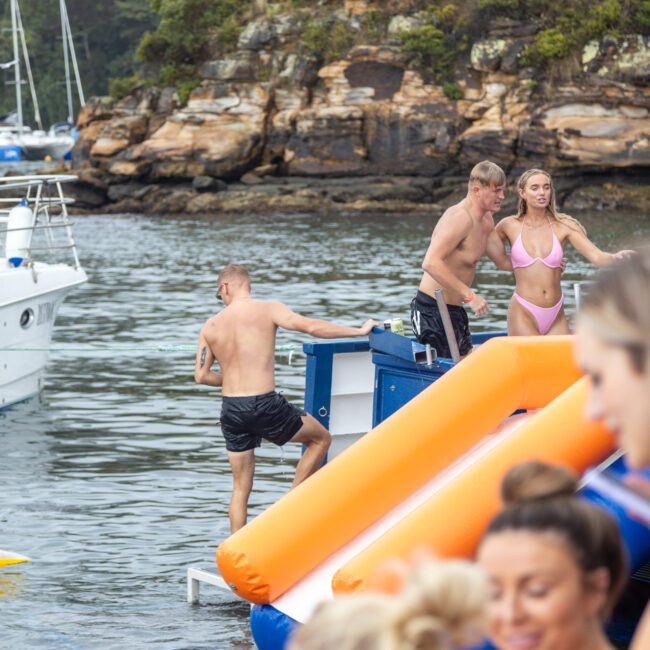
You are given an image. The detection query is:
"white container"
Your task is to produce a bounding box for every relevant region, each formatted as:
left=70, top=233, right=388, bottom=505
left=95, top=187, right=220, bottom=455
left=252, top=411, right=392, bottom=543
left=5, top=199, right=34, bottom=260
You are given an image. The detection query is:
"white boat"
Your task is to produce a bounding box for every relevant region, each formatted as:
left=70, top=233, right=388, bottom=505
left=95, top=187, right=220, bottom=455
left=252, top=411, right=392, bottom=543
left=0, top=174, right=87, bottom=409
left=20, top=128, right=75, bottom=161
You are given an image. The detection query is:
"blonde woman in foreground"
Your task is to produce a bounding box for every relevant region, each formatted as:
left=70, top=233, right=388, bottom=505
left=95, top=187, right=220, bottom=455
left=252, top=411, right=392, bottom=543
left=575, top=248, right=650, bottom=650
left=478, top=462, right=627, bottom=650
left=496, top=169, right=633, bottom=335
left=288, top=559, right=488, bottom=650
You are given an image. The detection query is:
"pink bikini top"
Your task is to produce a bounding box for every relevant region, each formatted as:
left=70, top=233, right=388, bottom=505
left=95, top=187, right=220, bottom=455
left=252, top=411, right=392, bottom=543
left=511, top=217, right=564, bottom=269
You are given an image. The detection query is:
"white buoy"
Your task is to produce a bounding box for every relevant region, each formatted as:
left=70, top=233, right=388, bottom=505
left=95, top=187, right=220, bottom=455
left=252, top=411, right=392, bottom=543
left=5, top=199, right=35, bottom=262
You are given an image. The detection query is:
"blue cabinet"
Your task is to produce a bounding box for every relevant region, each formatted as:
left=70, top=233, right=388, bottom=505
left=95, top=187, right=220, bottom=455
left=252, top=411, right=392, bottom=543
left=370, top=329, right=506, bottom=426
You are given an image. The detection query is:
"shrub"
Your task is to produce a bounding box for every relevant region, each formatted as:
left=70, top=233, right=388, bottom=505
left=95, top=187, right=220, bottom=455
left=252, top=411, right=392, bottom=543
left=399, top=25, right=453, bottom=82
left=361, top=11, right=383, bottom=44
left=521, top=0, right=623, bottom=69
left=139, top=0, right=244, bottom=66
left=478, top=0, right=520, bottom=11
left=109, top=75, right=140, bottom=100
left=176, top=78, right=201, bottom=105
left=638, top=0, right=650, bottom=32
left=442, top=81, right=463, bottom=99
left=302, top=20, right=330, bottom=56
left=160, top=63, right=200, bottom=105
left=302, top=20, right=356, bottom=62
left=217, top=15, right=242, bottom=51
left=534, top=28, right=570, bottom=60
left=136, top=31, right=168, bottom=64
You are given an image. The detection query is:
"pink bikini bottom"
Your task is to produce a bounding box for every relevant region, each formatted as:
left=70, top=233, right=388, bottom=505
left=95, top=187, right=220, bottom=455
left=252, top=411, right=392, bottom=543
left=513, top=293, right=564, bottom=335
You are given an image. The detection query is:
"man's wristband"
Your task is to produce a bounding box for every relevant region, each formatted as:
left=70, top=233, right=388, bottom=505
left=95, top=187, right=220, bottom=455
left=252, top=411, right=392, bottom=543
left=462, top=291, right=476, bottom=303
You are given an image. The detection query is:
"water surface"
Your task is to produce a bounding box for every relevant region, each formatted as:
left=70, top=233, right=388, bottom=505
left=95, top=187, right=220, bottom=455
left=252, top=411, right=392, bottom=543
left=1, top=209, right=648, bottom=648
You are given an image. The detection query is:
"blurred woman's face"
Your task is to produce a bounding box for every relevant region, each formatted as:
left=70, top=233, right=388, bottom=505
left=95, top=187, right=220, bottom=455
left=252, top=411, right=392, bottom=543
left=478, top=531, right=605, bottom=650
left=576, top=320, right=650, bottom=468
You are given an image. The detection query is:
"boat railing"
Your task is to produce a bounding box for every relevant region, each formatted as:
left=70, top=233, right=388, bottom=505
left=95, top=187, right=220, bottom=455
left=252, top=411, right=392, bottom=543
left=0, top=173, right=82, bottom=269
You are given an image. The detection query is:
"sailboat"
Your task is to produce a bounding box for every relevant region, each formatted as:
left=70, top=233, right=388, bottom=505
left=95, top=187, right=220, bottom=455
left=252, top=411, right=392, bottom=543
left=1, top=0, right=85, bottom=161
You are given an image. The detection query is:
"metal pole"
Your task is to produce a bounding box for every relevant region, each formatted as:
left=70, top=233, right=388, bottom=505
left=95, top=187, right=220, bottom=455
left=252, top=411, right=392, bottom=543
left=10, top=0, right=22, bottom=134
left=434, top=288, right=461, bottom=363
left=573, top=282, right=582, bottom=312
left=62, top=1, right=84, bottom=109
left=16, top=3, right=43, bottom=130
left=60, top=0, right=74, bottom=124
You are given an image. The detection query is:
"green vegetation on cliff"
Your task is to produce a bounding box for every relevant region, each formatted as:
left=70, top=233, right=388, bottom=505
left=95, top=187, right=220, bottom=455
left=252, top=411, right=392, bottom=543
left=2, top=0, right=648, bottom=124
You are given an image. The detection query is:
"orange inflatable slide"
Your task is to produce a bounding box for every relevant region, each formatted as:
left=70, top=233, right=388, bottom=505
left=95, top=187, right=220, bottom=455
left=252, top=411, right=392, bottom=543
left=217, top=336, right=614, bottom=610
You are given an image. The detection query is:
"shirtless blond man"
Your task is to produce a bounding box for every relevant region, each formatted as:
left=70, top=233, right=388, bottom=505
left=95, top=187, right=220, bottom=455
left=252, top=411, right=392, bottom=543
left=411, top=160, right=512, bottom=357
left=195, top=264, right=376, bottom=533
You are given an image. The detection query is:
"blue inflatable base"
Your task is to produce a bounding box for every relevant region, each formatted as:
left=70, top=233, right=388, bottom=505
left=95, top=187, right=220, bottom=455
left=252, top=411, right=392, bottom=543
left=250, top=604, right=298, bottom=650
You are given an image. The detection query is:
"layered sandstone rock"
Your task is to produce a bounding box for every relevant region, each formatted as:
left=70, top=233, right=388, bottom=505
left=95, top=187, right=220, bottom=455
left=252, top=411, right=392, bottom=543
left=70, top=14, right=650, bottom=213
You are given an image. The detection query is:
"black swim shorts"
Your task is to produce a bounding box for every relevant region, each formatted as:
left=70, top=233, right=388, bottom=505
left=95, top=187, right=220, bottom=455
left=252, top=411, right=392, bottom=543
left=410, top=290, right=472, bottom=358
left=219, top=391, right=306, bottom=453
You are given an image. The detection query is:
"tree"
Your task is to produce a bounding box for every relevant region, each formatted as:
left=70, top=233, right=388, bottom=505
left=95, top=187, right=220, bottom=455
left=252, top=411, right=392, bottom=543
left=0, top=0, right=156, bottom=127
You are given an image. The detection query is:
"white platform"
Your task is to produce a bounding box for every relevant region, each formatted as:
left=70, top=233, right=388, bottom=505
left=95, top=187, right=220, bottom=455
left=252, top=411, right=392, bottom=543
left=186, top=566, right=241, bottom=604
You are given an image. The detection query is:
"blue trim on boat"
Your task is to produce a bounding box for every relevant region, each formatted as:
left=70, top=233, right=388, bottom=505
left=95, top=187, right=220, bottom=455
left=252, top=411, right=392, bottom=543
left=0, top=144, right=22, bottom=161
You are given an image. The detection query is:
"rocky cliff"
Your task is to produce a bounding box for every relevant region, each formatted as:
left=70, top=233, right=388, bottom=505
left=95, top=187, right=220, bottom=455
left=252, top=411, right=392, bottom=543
left=70, top=7, right=650, bottom=215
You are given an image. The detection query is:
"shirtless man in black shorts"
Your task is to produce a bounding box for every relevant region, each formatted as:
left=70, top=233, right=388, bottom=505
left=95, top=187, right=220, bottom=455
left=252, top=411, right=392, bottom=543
left=195, top=264, right=376, bottom=533
left=411, top=160, right=512, bottom=358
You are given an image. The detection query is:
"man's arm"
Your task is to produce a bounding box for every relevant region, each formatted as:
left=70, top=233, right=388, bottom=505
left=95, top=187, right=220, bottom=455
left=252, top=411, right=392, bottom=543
left=487, top=221, right=513, bottom=271
left=194, top=327, right=223, bottom=387
left=270, top=303, right=376, bottom=338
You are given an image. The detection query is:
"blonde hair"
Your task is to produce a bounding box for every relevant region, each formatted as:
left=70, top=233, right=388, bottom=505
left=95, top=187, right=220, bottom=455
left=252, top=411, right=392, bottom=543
left=515, top=168, right=586, bottom=235
left=217, top=263, right=250, bottom=287
left=482, top=462, right=627, bottom=619
left=288, top=560, right=488, bottom=650
left=579, top=246, right=650, bottom=373
left=468, top=160, right=506, bottom=191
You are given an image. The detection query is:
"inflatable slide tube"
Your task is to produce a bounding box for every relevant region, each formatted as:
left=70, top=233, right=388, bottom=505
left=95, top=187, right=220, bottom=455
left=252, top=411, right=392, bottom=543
left=269, top=412, right=538, bottom=624
left=217, top=336, right=582, bottom=604
left=332, top=377, right=615, bottom=594
left=249, top=457, right=649, bottom=650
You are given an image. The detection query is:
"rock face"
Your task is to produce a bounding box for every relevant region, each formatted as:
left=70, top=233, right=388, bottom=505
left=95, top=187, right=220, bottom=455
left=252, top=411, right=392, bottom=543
left=70, top=15, right=650, bottom=214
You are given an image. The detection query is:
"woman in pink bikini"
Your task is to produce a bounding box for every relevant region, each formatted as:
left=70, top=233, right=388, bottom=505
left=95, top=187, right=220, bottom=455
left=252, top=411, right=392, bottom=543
left=496, top=169, right=632, bottom=335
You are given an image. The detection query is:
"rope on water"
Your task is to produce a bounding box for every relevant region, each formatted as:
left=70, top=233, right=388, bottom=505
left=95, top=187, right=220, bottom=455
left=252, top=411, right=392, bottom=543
left=0, top=342, right=303, bottom=354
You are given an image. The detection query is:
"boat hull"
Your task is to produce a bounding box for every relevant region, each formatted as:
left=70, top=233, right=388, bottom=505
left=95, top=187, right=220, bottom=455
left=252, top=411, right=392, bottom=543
left=20, top=134, right=75, bottom=161
left=0, top=262, right=87, bottom=408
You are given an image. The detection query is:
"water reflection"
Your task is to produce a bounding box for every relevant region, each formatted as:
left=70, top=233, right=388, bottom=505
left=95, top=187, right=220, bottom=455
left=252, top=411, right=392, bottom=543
left=1, top=210, right=648, bottom=649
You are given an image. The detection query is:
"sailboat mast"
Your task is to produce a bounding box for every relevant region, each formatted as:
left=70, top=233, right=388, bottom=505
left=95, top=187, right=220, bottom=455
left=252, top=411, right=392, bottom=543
left=60, top=0, right=73, bottom=124
left=63, top=3, right=85, bottom=108
left=10, top=0, right=22, bottom=133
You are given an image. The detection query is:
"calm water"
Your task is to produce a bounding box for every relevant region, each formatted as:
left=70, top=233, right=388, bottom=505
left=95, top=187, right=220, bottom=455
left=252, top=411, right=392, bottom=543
left=1, top=209, right=648, bottom=649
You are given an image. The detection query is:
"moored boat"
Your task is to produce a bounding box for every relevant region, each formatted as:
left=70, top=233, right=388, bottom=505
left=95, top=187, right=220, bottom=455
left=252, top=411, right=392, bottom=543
left=0, top=174, right=86, bottom=409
